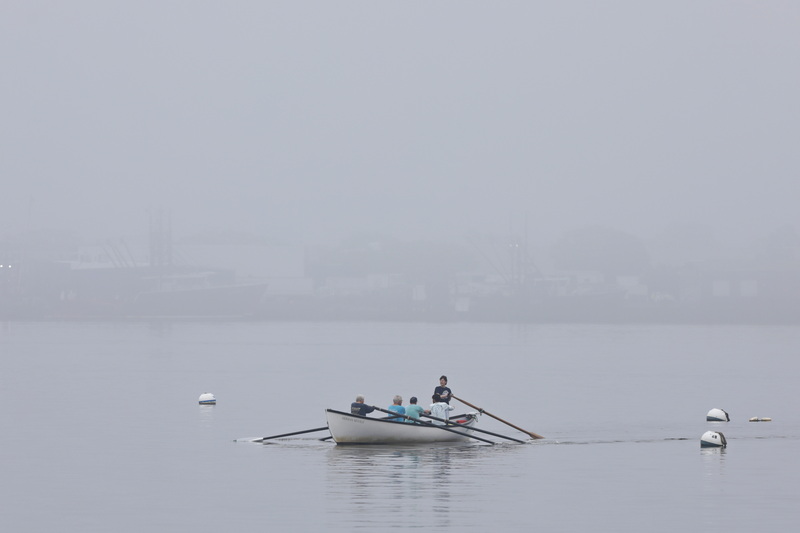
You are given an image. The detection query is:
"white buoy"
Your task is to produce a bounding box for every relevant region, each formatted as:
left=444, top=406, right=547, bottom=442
left=199, top=392, right=216, bottom=405
left=749, top=417, right=772, bottom=422
left=706, top=408, right=729, bottom=422
left=700, top=430, right=727, bottom=448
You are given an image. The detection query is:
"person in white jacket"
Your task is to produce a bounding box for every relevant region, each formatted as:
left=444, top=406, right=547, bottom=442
left=429, top=394, right=454, bottom=425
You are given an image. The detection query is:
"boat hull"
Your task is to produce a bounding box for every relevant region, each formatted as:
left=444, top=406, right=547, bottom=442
left=325, top=408, right=477, bottom=444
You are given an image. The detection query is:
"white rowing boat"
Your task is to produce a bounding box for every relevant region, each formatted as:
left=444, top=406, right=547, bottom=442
left=325, top=408, right=478, bottom=444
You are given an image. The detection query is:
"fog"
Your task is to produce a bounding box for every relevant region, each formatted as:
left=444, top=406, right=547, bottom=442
left=2, top=2, right=799, bottom=322
left=3, top=2, right=798, bottom=243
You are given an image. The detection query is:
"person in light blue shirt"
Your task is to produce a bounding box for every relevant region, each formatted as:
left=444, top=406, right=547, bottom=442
left=404, top=396, right=427, bottom=423
left=387, top=395, right=406, bottom=422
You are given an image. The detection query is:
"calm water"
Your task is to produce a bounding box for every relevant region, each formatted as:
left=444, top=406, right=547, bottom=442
left=2, top=321, right=799, bottom=532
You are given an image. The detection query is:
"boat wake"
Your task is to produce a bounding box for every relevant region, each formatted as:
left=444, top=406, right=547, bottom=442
left=541, top=434, right=800, bottom=446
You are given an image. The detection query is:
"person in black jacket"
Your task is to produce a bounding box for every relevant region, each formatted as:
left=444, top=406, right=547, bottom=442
left=434, top=375, right=452, bottom=404
left=351, top=394, right=375, bottom=416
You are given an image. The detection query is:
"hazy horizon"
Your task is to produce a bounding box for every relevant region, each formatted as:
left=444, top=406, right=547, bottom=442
left=3, top=2, right=799, bottom=249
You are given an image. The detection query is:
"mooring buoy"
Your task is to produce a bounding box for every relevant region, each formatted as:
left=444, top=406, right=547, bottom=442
left=706, top=408, right=729, bottom=422
left=701, top=430, right=727, bottom=448
left=198, top=392, right=216, bottom=405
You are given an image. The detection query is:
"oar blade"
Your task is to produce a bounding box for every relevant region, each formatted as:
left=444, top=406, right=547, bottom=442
left=255, top=426, right=330, bottom=442
left=452, top=395, right=544, bottom=440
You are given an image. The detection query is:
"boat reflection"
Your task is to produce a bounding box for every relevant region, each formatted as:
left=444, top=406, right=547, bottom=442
left=325, top=444, right=485, bottom=529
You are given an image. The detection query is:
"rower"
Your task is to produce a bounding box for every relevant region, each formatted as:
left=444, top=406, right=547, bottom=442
left=429, top=394, right=454, bottom=425
left=404, top=396, right=426, bottom=423
left=387, top=395, right=406, bottom=422
left=351, top=394, right=375, bottom=416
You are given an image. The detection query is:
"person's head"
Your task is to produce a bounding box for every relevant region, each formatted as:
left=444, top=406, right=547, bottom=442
left=439, top=375, right=448, bottom=386
left=393, top=395, right=402, bottom=405
left=432, top=393, right=441, bottom=403
left=355, top=394, right=365, bottom=403
left=410, top=396, right=418, bottom=405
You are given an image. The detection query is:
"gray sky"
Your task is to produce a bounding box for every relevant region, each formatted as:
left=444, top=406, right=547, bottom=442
left=2, top=1, right=799, bottom=247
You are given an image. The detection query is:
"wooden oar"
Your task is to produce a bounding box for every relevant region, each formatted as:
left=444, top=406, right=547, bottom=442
left=452, top=395, right=544, bottom=439
left=419, top=412, right=526, bottom=443
left=253, top=426, right=330, bottom=442
left=370, top=406, right=495, bottom=445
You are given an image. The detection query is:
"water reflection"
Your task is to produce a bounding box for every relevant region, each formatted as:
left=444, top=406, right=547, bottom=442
left=700, top=447, right=727, bottom=477
left=325, top=444, right=485, bottom=529
left=197, top=404, right=216, bottom=429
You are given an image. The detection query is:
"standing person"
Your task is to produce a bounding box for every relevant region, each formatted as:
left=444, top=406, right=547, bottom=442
left=434, top=375, right=453, bottom=404
left=387, top=395, right=405, bottom=422
left=404, top=396, right=426, bottom=423
left=351, top=394, right=375, bottom=416
left=429, top=394, right=454, bottom=425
